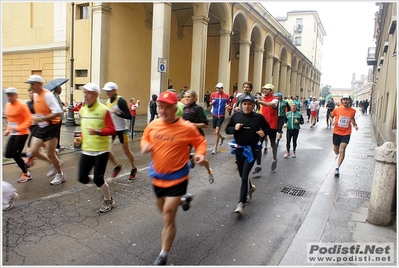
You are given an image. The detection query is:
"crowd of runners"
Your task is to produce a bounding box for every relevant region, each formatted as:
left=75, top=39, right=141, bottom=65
left=3, top=76, right=359, bottom=265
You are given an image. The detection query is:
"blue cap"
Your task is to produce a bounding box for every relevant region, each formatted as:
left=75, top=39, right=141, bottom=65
left=241, top=95, right=255, bottom=103
left=274, top=92, right=282, bottom=97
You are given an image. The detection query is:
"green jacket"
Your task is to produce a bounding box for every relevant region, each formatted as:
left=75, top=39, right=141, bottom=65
left=285, top=111, right=304, bottom=130
left=278, top=100, right=290, bottom=117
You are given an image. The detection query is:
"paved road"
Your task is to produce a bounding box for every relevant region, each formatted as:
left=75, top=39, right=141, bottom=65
left=2, top=108, right=396, bottom=266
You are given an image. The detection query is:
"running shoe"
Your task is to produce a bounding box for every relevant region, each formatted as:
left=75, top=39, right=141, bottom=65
left=334, top=168, right=340, bottom=177
left=234, top=202, right=245, bottom=214
left=207, top=169, right=214, bottom=184
left=152, top=255, right=168, bottom=265
left=25, top=156, right=35, bottom=168
left=252, top=166, right=262, bottom=175
left=99, top=197, right=115, bottom=213
left=111, top=164, right=124, bottom=178
left=181, top=193, right=194, bottom=211
left=17, top=172, right=32, bottom=183
left=263, top=148, right=268, bottom=154
left=50, top=173, right=66, bottom=185
left=247, top=184, right=256, bottom=202
left=284, top=152, right=290, bottom=158
left=219, top=136, right=226, bottom=146
left=46, top=160, right=64, bottom=177
left=292, top=152, right=296, bottom=158
left=211, top=148, right=217, bottom=155
left=3, top=192, right=19, bottom=211
left=271, top=159, right=278, bottom=171
left=128, top=167, right=138, bottom=180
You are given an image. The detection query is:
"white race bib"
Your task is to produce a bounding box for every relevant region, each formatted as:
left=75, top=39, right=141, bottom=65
left=337, top=116, right=350, bottom=128
left=9, top=122, right=20, bottom=135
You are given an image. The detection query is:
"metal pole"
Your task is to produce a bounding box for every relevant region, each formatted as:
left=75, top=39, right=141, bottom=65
left=66, top=2, right=76, bottom=126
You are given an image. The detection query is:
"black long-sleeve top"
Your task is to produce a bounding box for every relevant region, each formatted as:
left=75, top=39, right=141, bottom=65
left=225, top=110, right=270, bottom=148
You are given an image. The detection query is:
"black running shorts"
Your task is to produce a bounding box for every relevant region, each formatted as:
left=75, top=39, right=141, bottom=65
left=153, top=180, right=188, bottom=198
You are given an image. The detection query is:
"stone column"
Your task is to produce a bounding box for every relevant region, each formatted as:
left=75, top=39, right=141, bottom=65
left=272, top=59, right=280, bottom=91
left=91, top=3, right=112, bottom=100
left=191, top=15, right=209, bottom=100
left=218, top=30, right=232, bottom=93
left=286, top=67, right=291, bottom=97
left=291, top=70, right=297, bottom=97
left=279, top=63, right=287, bottom=96
left=367, top=142, right=397, bottom=226
left=296, top=72, right=302, bottom=99
left=237, top=40, right=251, bottom=89
left=149, top=3, right=171, bottom=122
left=264, top=55, right=273, bottom=85
left=252, top=48, right=264, bottom=92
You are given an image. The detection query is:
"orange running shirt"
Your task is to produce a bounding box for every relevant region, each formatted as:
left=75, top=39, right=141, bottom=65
left=331, top=106, right=356, bottom=136
left=141, top=117, right=207, bottom=188
left=5, top=99, right=32, bottom=135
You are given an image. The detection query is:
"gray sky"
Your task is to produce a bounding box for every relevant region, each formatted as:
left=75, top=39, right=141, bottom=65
left=260, top=1, right=378, bottom=89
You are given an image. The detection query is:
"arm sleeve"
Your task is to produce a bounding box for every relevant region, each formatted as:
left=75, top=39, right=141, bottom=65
left=44, top=92, right=63, bottom=114
left=225, top=115, right=236, bottom=135
left=196, top=106, right=208, bottom=125
left=299, top=114, right=304, bottom=125
left=100, top=111, right=116, bottom=136
left=17, top=103, right=32, bottom=132
left=117, top=97, right=132, bottom=119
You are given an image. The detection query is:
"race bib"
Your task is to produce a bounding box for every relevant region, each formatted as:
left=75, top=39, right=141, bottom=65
left=337, top=116, right=350, bottom=128
left=36, top=114, right=49, bottom=128
left=9, top=122, right=20, bottom=135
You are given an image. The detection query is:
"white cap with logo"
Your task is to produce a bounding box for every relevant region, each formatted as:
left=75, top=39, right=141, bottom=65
left=102, top=82, right=118, bottom=91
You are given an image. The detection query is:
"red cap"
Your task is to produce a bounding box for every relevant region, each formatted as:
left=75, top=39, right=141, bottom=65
left=183, top=85, right=188, bottom=89
left=157, top=91, right=178, bottom=104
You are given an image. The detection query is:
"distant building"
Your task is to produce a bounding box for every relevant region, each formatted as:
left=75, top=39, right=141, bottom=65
left=275, top=10, right=326, bottom=71
left=354, top=82, right=372, bottom=102
left=351, top=73, right=370, bottom=90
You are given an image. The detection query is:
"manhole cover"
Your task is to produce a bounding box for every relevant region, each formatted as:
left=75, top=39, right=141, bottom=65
left=281, top=187, right=306, bottom=196
left=347, top=189, right=371, bottom=199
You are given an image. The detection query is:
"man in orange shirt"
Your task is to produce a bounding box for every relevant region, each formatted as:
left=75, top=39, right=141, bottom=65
left=141, top=91, right=207, bottom=265
left=25, top=75, right=66, bottom=185
left=331, top=94, right=359, bottom=177
left=3, top=87, right=32, bottom=183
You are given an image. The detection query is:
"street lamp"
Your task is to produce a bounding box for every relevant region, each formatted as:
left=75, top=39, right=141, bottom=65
left=66, top=2, right=76, bottom=126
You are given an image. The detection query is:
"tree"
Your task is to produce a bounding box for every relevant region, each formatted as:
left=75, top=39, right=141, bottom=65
left=320, top=85, right=332, bottom=98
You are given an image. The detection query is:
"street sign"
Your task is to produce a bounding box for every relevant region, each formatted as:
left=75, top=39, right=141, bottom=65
left=158, top=58, right=167, bottom=73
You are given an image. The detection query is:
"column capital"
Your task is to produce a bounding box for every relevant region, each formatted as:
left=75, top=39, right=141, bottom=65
left=219, top=29, right=233, bottom=36
left=192, top=15, right=210, bottom=25
left=92, top=4, right=112, bottom=15
left=239, top=39, right=252, bottom=46
left=254, top=47, right=264, bottom=53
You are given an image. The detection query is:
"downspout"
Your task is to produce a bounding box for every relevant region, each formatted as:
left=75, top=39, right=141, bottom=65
left=229, top=2, right=236, bottom=62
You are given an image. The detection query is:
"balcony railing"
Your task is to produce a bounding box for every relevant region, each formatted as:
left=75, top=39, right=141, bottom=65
left=367, top=47, right=377, bottom=66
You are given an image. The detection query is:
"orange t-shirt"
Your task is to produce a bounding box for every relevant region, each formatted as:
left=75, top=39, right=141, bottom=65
left=331, top=106, right=356, bottom=136
left=141, top=117, right=207, bottom=188
left=5, top=99, right=32, bottom=135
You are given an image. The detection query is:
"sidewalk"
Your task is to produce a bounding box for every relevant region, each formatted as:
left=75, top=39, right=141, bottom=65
left=280, top=111, right=397, bottom=265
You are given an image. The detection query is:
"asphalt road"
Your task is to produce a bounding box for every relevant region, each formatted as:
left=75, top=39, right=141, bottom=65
left=2, top=109, right=367, bottom=266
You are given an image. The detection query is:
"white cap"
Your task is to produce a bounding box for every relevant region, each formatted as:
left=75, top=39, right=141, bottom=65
left=342, top=94, right=350, bottom=99
left=82, top=83, right=100, bottom=93
left=4, top=87, right=18, bottom=94
left=26, top=75, right=45, bottom=84
left=102, top=82, right=118, bottom=91
left=215, top=82, right=224, bottom=88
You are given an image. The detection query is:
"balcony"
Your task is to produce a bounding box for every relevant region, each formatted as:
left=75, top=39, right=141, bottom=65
left=367, top=47, right=377, bottom=66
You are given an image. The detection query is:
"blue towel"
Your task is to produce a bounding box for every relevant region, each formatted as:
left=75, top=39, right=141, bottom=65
left=148, top=161, right=190, bottom=180
left=229, top=140, right=254, bottom=163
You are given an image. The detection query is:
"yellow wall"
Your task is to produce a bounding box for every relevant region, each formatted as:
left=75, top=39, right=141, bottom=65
left=2, top=2, right=54, bottom=47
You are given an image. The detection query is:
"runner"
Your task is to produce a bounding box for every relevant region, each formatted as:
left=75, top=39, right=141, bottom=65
left=3, top=87, right=32, bottom=183
left=74, top=83, right=117, bottom=212
left=210, top=83, right=230, bottom=154
left=326, top=97, right=336, bottom=128
left=102, top=82, right=138, bottom=180
left=309, top=97, right=319, bottom=128
left=24, top=75, right=66, bottom=185
left=140, top=91, right=207, bottom=265
left=256, top=84, right=279, bottom=172
left=182, top=89, right=214, bottom=183
left=331, top=94, right=359, bottom=177
left=283, top=103, right=304, bottom=158
left=2, top=181, right=19, bottom=211
left=225, top=95, right=270, bottom=214
left=275, top=92, right=290, bottom=145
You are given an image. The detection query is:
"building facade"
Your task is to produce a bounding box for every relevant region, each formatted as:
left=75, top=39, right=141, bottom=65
left=367, top=2, right=397, bottom=145
left=2, top=2, right=322, bottom=116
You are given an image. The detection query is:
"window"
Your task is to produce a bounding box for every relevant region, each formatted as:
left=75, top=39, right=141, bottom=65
left=314, top=22, right=316, bottom=32
left=76, top=69, right=88, bottom=77
left=296, top=18, right=303, bottom=27
left=77, top=4, right=89, bottom=20
left=295, top=37, right=302, bottom=46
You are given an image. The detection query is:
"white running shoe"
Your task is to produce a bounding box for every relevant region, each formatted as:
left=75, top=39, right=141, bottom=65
left=234, top=202, right=245, bottom=214
left=50, top=173, right=66, bottom=185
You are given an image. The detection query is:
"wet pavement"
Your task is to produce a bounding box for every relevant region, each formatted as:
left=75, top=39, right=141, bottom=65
left=2, top=109, right=396, bottom=266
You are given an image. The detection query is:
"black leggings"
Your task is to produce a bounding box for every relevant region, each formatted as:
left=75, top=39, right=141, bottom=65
left=5, top=135, right=29, bottom=173
left=78, top=152, right=109, bottom=187
left=235, top=148, right=258, bottom=204
left=256, top=130, right=277, bottom=165
left=286, top=129, right=300, bottom=152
